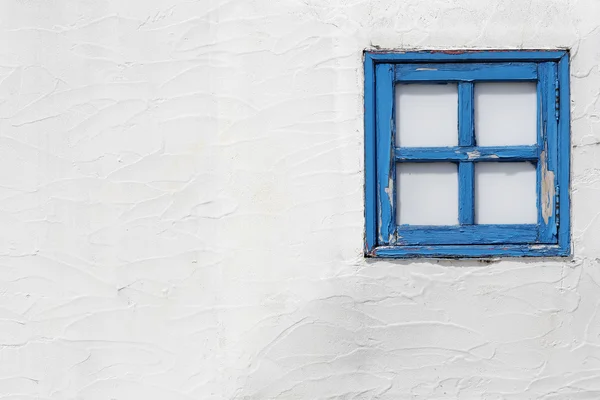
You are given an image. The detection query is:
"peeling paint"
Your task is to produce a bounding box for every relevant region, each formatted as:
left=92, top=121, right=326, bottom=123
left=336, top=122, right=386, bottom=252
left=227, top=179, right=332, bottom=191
left=384, top=177, right=394, bottom=205
left=530, top=244, right=547, bottom=249
left=541, top=150, right=556, bottom=224
left=467, top=149, right=481, bottom=159
left=384, top=175, right=395, bottom=243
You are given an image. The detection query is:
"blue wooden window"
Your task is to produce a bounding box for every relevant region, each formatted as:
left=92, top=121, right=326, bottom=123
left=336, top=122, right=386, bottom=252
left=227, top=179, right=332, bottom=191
left=364, top=50, right=570, bottom=258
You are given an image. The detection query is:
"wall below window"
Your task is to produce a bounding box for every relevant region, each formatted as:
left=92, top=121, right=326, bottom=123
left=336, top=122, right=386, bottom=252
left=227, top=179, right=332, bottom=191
left=0, top=0, right=598, bottom=399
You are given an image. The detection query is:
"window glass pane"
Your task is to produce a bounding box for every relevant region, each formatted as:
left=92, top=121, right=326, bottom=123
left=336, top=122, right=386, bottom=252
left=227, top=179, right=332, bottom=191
left=475, top=82, right=537, bottom=146
left=475, top=162, right=537, bottom=224
left=396, top=163, right=458, bottom=225
left=395, top=84, right=458, bottom=147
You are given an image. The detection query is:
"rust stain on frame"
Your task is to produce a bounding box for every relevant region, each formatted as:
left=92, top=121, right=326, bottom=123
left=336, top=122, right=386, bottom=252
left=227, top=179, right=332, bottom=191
left=540, top=150, right=555, bottom=224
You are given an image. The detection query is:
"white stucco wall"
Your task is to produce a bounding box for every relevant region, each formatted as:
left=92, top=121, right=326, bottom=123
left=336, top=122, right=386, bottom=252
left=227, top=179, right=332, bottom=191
left=0, top=1, right=599, bottom=399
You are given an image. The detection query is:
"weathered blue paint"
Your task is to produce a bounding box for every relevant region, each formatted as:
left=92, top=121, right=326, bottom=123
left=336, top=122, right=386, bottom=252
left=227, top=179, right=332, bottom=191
left=557, top=53, right=571, bottom=254
left=375, top=63, right=395, bottom=245
left=537, top=62, right=558, bottom=244
left=458, top=163, right=475, bottom=225
left=535, top=65, right=545, bottom=246
left=363, top=53, right=377, bottom=254
left=369, top=244, right=570, bottom=258
left=395, top=146, right=538, bottom=162
left=367, top=50, right=567, bottom=63
left=458, top=82, right=475, bottom=147
left=396, top=224, right=537, bottom=245
left=363, top=50, right=570, bottom=258
left=396, top=63, right=537, bottom=82
left=458, top=82, right=475, bottom=225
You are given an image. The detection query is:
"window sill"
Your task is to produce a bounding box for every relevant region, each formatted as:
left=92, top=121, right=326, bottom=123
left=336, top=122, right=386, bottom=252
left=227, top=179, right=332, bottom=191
left=365, top=243, right=571, bottom=258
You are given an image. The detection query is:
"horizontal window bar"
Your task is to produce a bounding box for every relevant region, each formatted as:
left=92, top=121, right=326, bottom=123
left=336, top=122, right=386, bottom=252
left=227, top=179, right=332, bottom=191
left=366, top=50, right=567, bottom=63
left=395, top=146, right=538, bottom=162
left=368, top=244, right=567, bottom=258
left=396, top=224, right=538, bottom=245
left=395, top=63, right=537, bottom=82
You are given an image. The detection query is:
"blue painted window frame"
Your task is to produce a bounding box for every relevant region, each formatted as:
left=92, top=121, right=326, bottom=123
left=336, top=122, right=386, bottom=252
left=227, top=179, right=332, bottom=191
left=364, top=50, right=571, bottom=258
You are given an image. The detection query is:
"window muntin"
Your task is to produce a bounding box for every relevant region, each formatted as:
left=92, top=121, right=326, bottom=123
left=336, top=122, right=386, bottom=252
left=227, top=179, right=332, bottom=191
left=364, top=51, right=570, bottom=258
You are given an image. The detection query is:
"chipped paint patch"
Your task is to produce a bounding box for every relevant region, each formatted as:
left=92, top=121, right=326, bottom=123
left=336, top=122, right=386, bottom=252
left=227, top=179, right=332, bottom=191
left=530, top=244, right=547, bottom=249
left=540, top=150, right=555, bottom=224
left=384, top=178, right=394, bottom=205
left=384, top=176, right=394, bottom=242
left=416, top=67, right=438, bottom=71
left=466, top=150, right=480, bottom=159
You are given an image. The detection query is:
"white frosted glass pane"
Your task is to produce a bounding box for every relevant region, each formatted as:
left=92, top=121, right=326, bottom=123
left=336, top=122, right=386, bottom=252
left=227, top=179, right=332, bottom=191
left=396, top=84, right=458, bottom=147
left=396, top=163, right=458, bottom=225
left=475, top=163, right=537, bottom=224
left=475, top=83, right=537, bottom=146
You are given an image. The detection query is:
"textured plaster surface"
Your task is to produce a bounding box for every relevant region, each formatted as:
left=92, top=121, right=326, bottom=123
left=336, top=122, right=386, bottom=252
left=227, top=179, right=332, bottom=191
left=0, top=0, right=599, bottom=399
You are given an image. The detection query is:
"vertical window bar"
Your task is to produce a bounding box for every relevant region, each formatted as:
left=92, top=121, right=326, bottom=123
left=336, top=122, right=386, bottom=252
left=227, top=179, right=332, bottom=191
left=376, top=63, right=396, bottom=244
left=536, top=66, right=545, bottom=240
left=537, top=62, right=559, bottom=243
left=458, top=82, right=475, bottom=225
left=364, top=55, right=377, bottom=253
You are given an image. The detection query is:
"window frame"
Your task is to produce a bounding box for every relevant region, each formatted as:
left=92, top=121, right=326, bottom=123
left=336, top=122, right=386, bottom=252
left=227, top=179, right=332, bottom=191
left=364, top=50, right=571, bottom=258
